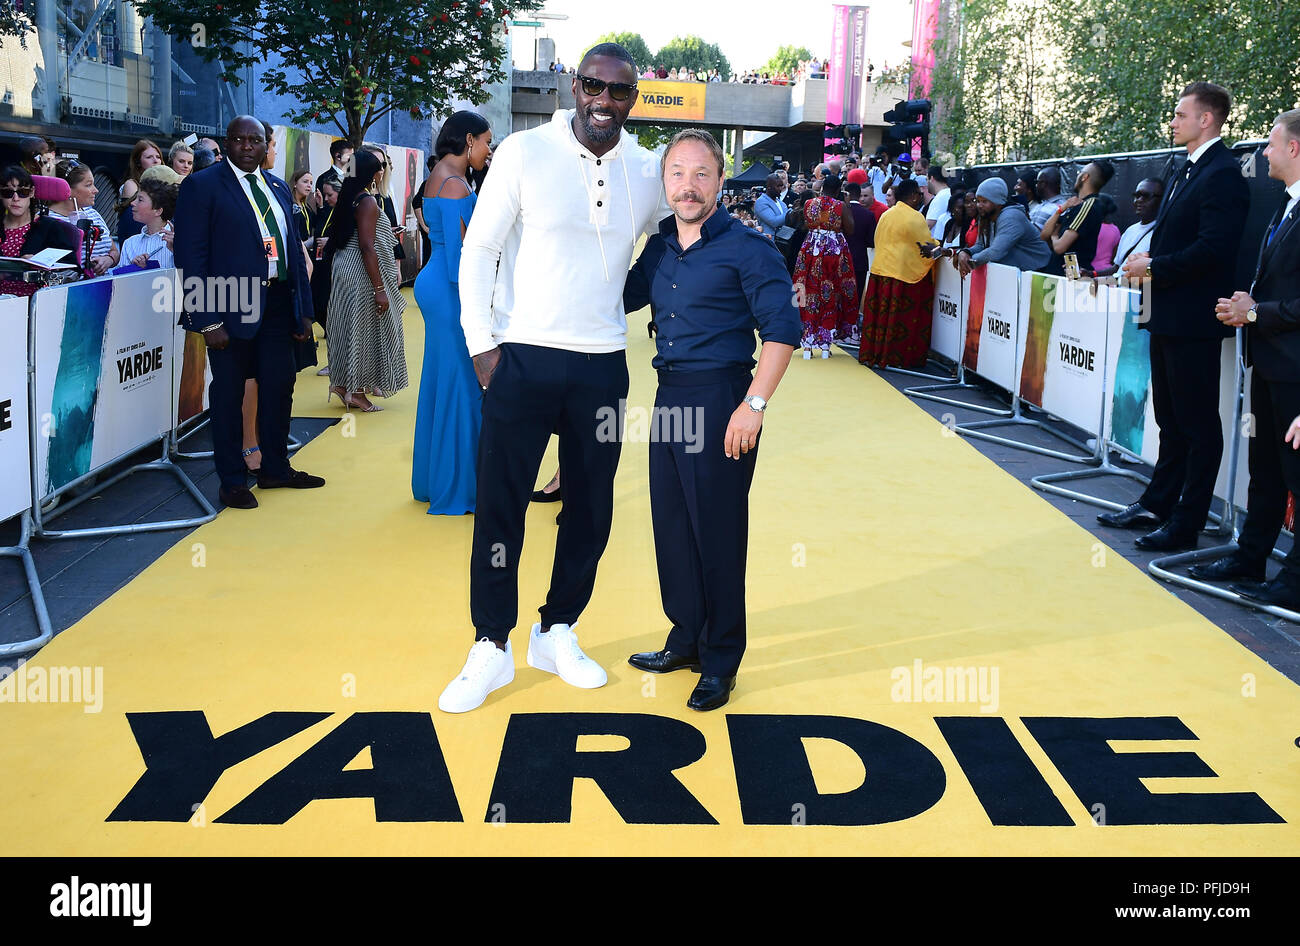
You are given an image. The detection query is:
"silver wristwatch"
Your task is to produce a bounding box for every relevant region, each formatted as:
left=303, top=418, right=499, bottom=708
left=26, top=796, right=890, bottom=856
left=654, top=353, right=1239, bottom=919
left=744, top=395, right=767, bottom=413
left=1247, top=305, right=1259, bottom=323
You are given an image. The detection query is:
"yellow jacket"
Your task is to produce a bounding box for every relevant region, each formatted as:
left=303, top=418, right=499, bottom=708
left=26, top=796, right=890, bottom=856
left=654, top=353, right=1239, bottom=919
left=871, top=203, right=938, bottom=284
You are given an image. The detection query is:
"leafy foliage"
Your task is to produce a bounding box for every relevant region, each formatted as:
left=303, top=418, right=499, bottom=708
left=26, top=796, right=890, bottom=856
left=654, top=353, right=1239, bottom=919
left=656, top=35, right=730, bottom=80
left=929, top=0, right=1300, bottom=163
left=0, top=1, right=30, bottom=46
left=129, top=0, right=541, bottom=145
left=764, top=45, right=813, bottom=78
left=590, top=31, right=653, bottom=71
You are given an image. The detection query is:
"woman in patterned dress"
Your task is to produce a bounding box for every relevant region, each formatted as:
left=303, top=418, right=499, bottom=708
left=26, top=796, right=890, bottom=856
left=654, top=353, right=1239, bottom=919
left=323, top=148, right=409, bottom=412
left=791, top=174, right=857, bottom=358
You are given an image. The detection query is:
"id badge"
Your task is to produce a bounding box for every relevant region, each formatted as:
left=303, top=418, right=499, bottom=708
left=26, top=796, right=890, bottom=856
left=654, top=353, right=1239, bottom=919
left=263, top=237, right=280, bottom=263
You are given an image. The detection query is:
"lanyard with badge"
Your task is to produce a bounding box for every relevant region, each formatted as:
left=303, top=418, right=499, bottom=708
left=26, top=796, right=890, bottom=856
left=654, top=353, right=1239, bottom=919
left=242, top=172, right=280, bottom=267
left=315, top=207, right=333, bottom=260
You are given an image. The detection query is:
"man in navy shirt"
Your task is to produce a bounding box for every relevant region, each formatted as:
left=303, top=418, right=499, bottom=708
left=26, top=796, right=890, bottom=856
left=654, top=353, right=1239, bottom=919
left=623, top=129, right=800, bottom=711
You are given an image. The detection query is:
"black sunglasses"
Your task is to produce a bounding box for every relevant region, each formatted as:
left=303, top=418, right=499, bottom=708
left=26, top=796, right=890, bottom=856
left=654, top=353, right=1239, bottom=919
left=576, top=74, right=637, bottom=101
left=1, top=186, right=34, bottom=199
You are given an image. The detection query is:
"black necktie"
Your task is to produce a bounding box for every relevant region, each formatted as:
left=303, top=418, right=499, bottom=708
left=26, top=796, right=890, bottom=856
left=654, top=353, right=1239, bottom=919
left=1166, top=161, right=1193, bottom=206
left=246, top=173, right=288, bottom=281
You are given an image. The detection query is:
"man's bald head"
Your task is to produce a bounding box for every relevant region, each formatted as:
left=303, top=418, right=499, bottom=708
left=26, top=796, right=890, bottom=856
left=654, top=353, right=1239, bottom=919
left=226, top=115, right=268, bottom=172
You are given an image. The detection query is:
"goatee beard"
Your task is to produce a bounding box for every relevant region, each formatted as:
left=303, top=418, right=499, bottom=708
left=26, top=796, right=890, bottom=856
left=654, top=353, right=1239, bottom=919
left=581, top=109, right=620, bottom=144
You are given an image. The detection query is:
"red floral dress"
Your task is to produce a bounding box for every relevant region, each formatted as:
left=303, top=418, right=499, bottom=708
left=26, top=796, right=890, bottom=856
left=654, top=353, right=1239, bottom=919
left=792, top=197, right=858, bottom=348
left=0, top=223, right=39, bottom=298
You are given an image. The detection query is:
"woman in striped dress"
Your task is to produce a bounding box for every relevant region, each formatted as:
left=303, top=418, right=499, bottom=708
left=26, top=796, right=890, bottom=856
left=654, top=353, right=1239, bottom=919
left=50, top=160, right=120, bottom=274
left=323, top=148, right=408, bottom=412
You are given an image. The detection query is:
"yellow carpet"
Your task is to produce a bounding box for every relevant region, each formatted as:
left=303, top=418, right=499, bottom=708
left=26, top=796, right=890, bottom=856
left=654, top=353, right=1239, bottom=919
left=0, top=287, right=1296, bottom=855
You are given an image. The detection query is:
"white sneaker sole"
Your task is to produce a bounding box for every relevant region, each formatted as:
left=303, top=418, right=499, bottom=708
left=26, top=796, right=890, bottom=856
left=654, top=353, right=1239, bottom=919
left=438, top=662, right=514, bottom=714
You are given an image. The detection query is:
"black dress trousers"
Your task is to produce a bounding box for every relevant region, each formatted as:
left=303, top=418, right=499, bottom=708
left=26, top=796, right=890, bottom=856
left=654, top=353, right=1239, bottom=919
left=1236, top=372, right=1300, bottom=581
left=651, top=366, right=757, bottom=678
left=1139, top=333, right=1225, bottom=530
left=206, top=282, right=297, bottom=490
left=470, top=343, right=629, bottom=642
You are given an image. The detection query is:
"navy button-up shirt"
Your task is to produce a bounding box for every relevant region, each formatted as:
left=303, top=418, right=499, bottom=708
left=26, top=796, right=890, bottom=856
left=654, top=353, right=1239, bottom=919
left=624, top=208, right=801, bottom=372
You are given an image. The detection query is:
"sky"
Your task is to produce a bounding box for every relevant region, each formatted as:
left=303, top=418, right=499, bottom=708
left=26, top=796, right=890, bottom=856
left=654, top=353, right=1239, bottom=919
left=510, top=0, right=916, bottom=74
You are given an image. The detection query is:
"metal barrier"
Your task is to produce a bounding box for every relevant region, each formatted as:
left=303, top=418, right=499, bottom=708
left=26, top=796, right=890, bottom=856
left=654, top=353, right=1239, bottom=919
left=0, top=511, right=52, bottom=656
left=1147, top=544, right=1300, bottom=625
left=27, top=274, right=216, bottom=541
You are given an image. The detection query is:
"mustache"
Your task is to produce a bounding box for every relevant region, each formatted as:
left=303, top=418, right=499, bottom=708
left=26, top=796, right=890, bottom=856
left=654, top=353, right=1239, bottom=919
left=675, top=192, right=703, bottom=202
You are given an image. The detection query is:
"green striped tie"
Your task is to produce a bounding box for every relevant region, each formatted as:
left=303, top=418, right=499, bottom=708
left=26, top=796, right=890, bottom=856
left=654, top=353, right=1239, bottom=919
left=245, top=173, right=288, bottom=281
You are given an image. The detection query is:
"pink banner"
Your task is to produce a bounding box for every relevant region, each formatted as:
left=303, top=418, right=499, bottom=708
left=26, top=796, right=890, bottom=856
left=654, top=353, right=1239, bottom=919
left=826, top=5, right=869, bottom=161
left=910, top=0, right=941, bottom=100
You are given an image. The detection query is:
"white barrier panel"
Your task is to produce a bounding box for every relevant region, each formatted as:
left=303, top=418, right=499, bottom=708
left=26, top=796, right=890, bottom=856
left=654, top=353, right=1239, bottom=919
left=1101, top=286, right=1158, bottom=459
left=961, top=261, right=1020, bottom=392
left=0, top=295, right=31, bottom=521
left=929, top=260, right=963, bottom=363
left=1017, top=273, right=1109, bottom=436
left=31, top=272, right=175, bottom=499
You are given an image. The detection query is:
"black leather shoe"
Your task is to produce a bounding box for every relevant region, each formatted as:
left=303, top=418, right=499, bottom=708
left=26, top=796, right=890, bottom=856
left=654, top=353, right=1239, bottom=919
left=256, top=468, right=326, bottom=489
left=219, top=485, right=258, bottom=509
left=628, top=648, right=701, bottom=674
left=1134, top=522, right=1199, bottom=552
left=1230, top=578, right=1300, bottom=611
left=1188, top=553, right=1267, bottom=583
left=687, top=675, right=736, bottom=711
left=531, top=485, right=563, bottom=503
left=1097, top=502, right=1162, bottom=530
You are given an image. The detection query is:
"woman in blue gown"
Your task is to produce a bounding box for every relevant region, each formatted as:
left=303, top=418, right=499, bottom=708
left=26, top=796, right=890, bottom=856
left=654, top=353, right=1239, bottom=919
left=411, top=111, right=493, bottom=515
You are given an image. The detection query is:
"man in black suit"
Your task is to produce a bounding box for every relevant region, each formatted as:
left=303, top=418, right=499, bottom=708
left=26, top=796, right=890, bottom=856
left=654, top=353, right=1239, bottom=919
left=1102, top=82, right=1249, bottom=550
left=174, top=115, right=325, bottom=510
left=1188, top=110, right=1300, bottom=607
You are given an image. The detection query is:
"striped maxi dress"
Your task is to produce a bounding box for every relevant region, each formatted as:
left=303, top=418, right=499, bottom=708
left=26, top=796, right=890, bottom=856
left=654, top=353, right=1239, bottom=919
left=327, top=197, right=409, bottom=397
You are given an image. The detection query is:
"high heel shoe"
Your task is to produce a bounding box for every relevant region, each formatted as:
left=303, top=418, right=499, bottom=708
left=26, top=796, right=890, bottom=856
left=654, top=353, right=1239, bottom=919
left=329, top=386, right=382, bottom=412
left=344, top=391, right=383, bottom=412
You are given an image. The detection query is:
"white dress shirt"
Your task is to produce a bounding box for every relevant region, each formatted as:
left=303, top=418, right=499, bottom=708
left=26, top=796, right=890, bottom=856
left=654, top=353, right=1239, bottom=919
left=229, top=160, right=290, bottom=280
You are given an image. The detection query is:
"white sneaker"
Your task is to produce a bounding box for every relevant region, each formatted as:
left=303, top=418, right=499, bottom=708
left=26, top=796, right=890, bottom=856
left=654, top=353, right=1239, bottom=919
left=802, top=348, right=812, bottom=360
left=527, top=623, right=607, bottom=689
left=821, top=347, right=831, bottom=359
left=438, top=638, right=514, bottom=713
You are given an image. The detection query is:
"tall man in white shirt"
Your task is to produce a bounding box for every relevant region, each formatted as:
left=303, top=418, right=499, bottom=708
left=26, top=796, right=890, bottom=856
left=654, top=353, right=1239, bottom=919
left=439, top=43, right=672, bottom=714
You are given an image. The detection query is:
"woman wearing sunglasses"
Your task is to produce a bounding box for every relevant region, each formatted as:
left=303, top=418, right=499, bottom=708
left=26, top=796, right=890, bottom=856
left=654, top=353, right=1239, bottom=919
left=1, top=165, right=80, bottom=298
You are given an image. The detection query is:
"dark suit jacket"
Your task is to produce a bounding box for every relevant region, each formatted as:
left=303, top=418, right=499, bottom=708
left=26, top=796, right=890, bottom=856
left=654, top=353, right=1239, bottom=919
left=173, top=162, right=313, bottom=338
left=1145, top=139, right=1249, bottom=338
left=1245, top=189, right=1300, bottom=382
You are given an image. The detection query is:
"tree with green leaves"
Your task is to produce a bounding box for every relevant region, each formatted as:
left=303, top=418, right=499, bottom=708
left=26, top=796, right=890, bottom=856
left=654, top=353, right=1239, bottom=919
left=591, top=31, right=653, bottom=71
left=929, top=0, right=1300, bottom=164
left=0, top=1, right=29, bottom=46
left=128, top=0, right=540, bottom=146
left=656, top=35, right=730, bottom=80
left=764, top=45, right=813, bottom=78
